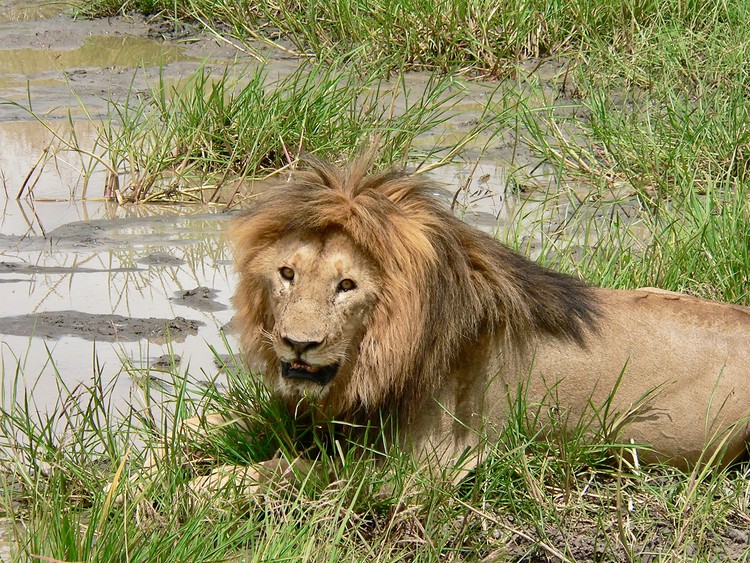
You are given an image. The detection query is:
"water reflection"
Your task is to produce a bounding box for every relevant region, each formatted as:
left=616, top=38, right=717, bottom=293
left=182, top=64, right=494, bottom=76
left=0, top=199, right=237, bottom=409
left=0, top=120, right=108, bottom=200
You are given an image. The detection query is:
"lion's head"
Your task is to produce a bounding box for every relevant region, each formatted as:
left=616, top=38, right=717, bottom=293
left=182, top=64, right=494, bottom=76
left=231, top=157, right=598, bottom=419
left=239, top=229, right=381, bottom=404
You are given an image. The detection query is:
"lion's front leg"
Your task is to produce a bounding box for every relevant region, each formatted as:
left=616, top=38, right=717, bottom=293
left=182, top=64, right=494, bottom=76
left=187, top=456, right=317, bottom=507
left=110, top=412, right=250, bottom=508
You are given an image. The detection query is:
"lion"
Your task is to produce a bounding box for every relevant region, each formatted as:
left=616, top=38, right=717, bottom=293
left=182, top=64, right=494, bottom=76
left=226, top=156, right=750, bottom=472
left=211, top=156, right=750, bottom=495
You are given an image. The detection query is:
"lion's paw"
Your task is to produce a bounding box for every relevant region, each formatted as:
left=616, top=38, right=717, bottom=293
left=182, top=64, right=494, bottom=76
left=186, top=457, right=316, bottom=508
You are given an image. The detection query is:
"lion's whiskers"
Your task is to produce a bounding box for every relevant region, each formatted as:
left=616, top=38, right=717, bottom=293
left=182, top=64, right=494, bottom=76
left=259, top=329, right=275, bottom=348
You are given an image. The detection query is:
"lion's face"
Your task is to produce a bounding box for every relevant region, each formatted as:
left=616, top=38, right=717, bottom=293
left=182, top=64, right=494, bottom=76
left=253, top=231, right=380, bottom=402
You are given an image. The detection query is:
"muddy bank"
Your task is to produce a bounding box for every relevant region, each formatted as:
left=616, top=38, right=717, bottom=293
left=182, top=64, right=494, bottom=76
left=171, top=286, right=228, bottom=312
left=0, top=260, right=141, bottom=275
left=0, top=311, right=202, bottom=343
left=0, top=8, right=243, bottom=122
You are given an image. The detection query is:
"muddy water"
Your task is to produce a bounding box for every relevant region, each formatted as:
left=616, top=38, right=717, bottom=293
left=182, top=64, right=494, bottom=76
left=0, top=198, right=236, bottom=406
left=0, top=4, right=248, bottom=421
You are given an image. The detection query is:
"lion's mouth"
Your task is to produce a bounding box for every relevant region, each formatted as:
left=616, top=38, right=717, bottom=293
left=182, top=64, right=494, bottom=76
left=281, top=360, right=338, bottom=385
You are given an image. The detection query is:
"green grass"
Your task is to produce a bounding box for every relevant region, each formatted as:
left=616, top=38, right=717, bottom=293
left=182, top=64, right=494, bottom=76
left=60, top=0, right=750, bottom=212
left=75, top=0, right=741, bottom=76
left=25, top=60, right=512, bottom=203
left=505, top=171, right=750, bottom=304
left=2, top=340, right=748, bottom=561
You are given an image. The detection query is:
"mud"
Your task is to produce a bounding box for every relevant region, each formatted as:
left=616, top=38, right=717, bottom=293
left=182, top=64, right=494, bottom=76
left=0, top=0, right=258, bottom=200
left=0, top=517, right=10, bottom=562
left=0, top=260, right=140, bottom=275
left=0, top=311, right=202, bottom=342
left=0, top=6, right=241, bottom=122
left=171, top=286, right=228, bottom=312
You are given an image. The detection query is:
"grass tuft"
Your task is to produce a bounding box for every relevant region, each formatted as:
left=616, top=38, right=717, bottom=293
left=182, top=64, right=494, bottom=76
left=73, top=60, right=511, bottom=203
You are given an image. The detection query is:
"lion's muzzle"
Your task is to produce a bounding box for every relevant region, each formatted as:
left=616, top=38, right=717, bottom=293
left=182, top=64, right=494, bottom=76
left=281, top=360, right=338, bottom=385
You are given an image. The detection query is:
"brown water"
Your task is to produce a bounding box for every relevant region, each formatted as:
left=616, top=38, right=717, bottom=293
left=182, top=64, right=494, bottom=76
left=0, top=4, right=246, bottom=416
left=1, top=14, right=239, bottom=544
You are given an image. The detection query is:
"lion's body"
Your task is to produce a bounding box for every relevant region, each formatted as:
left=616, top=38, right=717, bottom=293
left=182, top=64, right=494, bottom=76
left=231, top=158, right=750, bottom=471
left=418, top=287, right=750, bottom=470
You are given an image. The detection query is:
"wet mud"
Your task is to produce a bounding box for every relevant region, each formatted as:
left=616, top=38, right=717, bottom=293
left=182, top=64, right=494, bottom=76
left=171, top=286, right=228, bottom=312
left=0, top=311, right=202, bottom=343
left=0, top=260, right=140, bottom=275
left=0, top=5, right=241, bottom=122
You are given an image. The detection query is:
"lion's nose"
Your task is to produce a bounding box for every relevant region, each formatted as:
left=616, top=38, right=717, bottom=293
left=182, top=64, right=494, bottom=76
left=281, top=336, right=322, bottom=355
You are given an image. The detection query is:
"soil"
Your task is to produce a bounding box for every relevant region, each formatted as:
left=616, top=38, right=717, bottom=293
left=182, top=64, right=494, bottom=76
left=171, top=286, right=228, bottom=312
left=0, top=4, right=242, bottom=122
left=0, top=260, right=140, bottom=275
left=0, top=311, right=202, bottom=343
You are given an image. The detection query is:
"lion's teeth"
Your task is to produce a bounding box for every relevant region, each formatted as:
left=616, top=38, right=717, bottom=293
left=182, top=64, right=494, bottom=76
left=291, top=361, right=320, bottom=373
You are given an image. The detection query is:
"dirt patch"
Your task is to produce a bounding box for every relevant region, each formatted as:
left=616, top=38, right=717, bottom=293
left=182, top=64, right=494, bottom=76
left=0, top=517, right=11, bottom=561
left=139, top=252, right=186, bottom=266
left=0, top=260, right=140, bottom=275
left=0, top=9, right=243, bottom=122
left=171, top=286, right=228, bottom=312
left=0, top=311, right=202, bottom=343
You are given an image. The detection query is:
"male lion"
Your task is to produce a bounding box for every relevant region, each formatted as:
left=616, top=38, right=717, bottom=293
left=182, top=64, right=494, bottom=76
left=226, top=156, right=750, bottom=484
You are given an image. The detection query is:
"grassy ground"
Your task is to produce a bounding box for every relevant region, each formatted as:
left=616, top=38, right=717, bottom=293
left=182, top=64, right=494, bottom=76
left=2, top=0, right=750, bottom=561
left=2, top=344, right=749, bottom=562
left=89, top=62, right=513, bottom=204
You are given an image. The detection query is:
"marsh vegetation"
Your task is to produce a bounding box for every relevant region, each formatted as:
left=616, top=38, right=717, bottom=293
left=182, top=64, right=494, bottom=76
left=1, top=0, right=749, bottom=561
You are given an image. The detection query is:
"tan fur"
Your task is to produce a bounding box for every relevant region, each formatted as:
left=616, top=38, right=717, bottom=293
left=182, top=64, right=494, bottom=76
left=231, top=157, right=750, bottom=471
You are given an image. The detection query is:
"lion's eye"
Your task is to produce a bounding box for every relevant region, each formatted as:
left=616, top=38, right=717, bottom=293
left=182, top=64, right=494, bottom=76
left=337, top=278, right=356, bottom=292
left=279, top=266, right=295, bottom=281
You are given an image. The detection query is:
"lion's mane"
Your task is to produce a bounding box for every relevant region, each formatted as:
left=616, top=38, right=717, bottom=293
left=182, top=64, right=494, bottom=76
left=231, top=157, right=599, bottom=419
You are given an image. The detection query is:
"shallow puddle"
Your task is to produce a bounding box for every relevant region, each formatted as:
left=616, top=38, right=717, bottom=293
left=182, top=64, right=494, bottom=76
left=0, top=0, right=66, bottom=21
left=0, top=120, right=108, bottom=200
left=0, top=199, right=237, bottom=409
left=0, top=2, right=243, bottom=122
left=0, top=8, right=254, bottom=436
left=0, top=34, right=190, bottom=77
